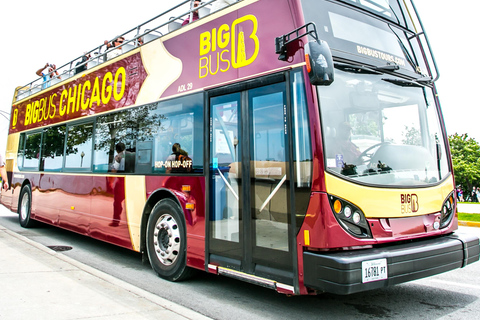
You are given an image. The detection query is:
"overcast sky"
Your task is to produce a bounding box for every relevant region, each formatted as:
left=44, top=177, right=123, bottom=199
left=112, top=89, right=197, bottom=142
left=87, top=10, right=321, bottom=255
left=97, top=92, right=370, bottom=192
left=0, top=0, right=477, bottom=153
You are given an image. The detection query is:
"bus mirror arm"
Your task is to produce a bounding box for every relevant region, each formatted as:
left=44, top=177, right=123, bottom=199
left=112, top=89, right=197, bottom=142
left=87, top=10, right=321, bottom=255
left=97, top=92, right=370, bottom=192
left=275, top=22, right=319, bottom=61
left=275, top=22, right=334, bottom=86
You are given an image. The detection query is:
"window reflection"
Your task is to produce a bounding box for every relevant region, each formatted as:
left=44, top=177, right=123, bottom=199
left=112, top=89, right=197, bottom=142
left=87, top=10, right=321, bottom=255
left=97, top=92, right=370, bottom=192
left=41, top=125, right=66, bottom=171
left=93, top=93, right=204, bottom=174
left=65, top=123, right=93, bottom=170
left=23, top=132, right=41, bottom=169
left=319, top=69, right=449, bottom=186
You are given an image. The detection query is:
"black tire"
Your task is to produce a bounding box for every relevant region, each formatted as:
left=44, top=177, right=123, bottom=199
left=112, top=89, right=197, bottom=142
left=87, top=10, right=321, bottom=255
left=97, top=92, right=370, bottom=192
left=18, top=185, right=36, bottom=228
left=146, top=199, right=194, bottom=281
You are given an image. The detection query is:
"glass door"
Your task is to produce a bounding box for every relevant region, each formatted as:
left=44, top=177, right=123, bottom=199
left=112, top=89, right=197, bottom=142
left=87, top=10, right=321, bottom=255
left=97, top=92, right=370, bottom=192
left=209, top=81, right=292, bottom=281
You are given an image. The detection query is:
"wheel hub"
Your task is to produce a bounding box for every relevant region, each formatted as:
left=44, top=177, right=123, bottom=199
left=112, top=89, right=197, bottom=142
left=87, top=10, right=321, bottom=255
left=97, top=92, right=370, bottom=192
left=20, top=193, right=29, bottom=221
left=153, top=214, right=181, bottom=266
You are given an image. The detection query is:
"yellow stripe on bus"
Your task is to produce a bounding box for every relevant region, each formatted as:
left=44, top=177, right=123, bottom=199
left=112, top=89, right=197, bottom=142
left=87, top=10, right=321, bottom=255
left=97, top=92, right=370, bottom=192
left=124, top=176, right=146, bottom=251
left=325, top=173, right=455, bottom=218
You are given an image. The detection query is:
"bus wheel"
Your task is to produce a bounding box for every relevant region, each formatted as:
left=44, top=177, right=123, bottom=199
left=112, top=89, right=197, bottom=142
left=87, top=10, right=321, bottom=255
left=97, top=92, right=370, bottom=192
left=19, top=185, right=36, bottom=228
left=146, top=199, right=193, bottom=281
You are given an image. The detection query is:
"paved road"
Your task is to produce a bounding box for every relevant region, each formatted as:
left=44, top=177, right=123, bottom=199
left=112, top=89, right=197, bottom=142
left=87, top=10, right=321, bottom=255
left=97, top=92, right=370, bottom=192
left=1, top=207, right=479, bottom=320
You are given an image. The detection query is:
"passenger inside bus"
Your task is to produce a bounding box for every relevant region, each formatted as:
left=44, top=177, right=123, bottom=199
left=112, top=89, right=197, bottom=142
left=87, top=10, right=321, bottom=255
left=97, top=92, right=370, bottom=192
left=110, top=143, right=126, bottom=172
left=333, top=122, right=361, bottom=165
left=165, top=143, right=191, bottom=173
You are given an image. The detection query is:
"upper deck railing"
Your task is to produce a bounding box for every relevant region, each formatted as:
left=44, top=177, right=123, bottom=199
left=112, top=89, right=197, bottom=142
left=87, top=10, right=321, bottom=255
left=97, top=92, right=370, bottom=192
left=14, top=0, right=242, bottom=102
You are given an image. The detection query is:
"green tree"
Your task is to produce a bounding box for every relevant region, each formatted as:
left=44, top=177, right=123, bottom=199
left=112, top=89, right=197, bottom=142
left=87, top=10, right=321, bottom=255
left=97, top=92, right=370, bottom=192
left=449, top=133, right=480, bottom=197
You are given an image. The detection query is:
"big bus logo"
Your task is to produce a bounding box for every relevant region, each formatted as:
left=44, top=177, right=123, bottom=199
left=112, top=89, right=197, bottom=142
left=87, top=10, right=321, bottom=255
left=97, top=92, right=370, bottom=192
left=12, top=108, right=18, bottom=128
left=401, top=194, right=419, bottom=214
left=198, top=14, right=260, bottom=79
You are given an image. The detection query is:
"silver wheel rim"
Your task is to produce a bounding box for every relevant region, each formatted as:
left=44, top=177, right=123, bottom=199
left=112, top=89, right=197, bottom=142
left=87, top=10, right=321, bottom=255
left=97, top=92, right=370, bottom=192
left=153, top=214, right=181, bottom=266
left=20, top=192, right=29, bottom=221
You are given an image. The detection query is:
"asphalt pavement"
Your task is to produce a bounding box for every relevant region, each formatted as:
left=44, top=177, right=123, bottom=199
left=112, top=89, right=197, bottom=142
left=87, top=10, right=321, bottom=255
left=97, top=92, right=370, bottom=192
left=0, top=205, right=212, bottom=320
left=1, top=202, right=479, bottom=319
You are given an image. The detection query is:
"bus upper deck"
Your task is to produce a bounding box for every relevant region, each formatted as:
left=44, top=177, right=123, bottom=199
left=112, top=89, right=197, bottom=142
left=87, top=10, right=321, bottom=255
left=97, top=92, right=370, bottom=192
left=13, top=0, right=439, bottom=105
left=13, top=0, right=234, bottom=102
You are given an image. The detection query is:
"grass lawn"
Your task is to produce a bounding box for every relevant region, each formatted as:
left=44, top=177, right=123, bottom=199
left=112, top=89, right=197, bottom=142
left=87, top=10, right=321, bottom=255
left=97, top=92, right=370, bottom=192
left=458, top=212, right=480, bottom=222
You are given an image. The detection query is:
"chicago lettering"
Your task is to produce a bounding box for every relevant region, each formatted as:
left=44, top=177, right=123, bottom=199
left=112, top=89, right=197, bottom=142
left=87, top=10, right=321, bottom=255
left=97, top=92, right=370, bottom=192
left=24, top=67, right=126, bottom=126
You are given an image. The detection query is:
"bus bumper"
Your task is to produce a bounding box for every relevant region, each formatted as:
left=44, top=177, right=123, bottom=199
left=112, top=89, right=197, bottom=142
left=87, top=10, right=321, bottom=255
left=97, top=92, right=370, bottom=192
left=303, top=233, right=480, bottom=295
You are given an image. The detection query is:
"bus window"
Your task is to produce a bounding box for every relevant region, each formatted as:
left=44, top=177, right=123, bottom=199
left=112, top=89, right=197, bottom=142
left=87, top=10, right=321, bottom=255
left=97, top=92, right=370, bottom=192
left=65, top=122, right=94, bottom=171
left=17, top=133, right=26, bottom=170
left=149, top=93, right=203, bottom=174
left=319, top=68, right=449, bottom=185
left=23, top=131, right=42, bottom=169
left=41, top=125, right=66, bottom=172
left=92, top=94, right=203, bottom=174
left=94, top=110, right=138, bottom=174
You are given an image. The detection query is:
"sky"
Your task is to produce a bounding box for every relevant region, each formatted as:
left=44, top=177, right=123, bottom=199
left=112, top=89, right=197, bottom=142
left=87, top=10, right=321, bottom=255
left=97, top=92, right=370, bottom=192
left=0, top=0, right=478, bottom=153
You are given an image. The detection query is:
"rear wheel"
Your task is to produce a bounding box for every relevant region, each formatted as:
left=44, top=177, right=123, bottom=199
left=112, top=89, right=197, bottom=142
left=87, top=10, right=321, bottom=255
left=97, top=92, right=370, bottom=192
left=18, top=185, right=36, bottom=228
left=146, top=199, right=194, bottom=281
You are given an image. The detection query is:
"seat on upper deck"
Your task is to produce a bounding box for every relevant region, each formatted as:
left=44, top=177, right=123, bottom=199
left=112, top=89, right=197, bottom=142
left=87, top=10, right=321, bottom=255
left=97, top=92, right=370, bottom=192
left=168, top=18, right=182, bottom=32
left=122, top=42, right=135, bottom=54
left=143, top=30, right=163, bottom=44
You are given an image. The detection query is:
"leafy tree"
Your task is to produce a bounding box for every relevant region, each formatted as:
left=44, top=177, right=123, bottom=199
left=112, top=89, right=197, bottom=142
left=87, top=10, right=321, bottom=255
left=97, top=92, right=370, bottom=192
left=402, top=125, right=421, bottom=146
left=448, top=133, right=480, bottom=195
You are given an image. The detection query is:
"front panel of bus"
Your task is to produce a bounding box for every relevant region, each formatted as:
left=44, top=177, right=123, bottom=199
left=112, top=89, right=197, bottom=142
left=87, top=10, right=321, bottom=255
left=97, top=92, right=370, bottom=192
left=295, top=0, right=478, bottom=295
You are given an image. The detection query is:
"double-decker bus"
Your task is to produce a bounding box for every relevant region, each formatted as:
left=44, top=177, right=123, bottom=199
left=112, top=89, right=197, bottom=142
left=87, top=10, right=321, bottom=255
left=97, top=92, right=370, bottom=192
left=1, top=0, right=479, bottom=295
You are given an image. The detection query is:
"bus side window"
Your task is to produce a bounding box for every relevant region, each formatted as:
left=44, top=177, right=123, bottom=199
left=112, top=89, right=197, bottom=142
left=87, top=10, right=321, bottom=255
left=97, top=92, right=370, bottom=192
left=41, top=125, right=66, bottom=172
left=17, top=133, right=26, bottom=170
left=23, top=131, right=42, bottom=170
left=65, top=122, right=94, bottom=171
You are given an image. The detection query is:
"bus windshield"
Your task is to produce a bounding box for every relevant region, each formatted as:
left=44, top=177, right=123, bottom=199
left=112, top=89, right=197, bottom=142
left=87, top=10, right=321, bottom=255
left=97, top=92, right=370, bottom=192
left=318, top=67, right=450, bottom=186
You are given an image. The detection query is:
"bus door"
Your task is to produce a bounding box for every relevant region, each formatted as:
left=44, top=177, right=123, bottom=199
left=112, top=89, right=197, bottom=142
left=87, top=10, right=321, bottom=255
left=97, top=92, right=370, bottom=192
left=208, top=80, right=294, bottom=285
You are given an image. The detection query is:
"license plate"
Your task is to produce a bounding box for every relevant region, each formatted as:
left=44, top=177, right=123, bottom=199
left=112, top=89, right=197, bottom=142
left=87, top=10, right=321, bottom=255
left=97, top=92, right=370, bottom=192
left=362, top=258, right=388, bottom=283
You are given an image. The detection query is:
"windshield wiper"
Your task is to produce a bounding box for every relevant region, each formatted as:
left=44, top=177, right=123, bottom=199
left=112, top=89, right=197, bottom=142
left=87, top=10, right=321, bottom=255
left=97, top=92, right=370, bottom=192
left=382, top=78, right=423, bottom=87
left=334, top=63, right=381, bottom=75
left=373, top=63, right=400, bottom=72
left=415, top=75, right=433, bottom=85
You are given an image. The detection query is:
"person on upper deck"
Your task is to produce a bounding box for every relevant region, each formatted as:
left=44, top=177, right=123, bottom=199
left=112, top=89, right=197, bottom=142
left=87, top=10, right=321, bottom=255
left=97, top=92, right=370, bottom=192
left=211, top=0, right=237, bottom=12
left=74, top=53, right=91, bottom=75
left=104, top=36, right=125, bottom=60
left=36, top=63, right=61, bottom=89
left=182, top=0, right=201, bottom=26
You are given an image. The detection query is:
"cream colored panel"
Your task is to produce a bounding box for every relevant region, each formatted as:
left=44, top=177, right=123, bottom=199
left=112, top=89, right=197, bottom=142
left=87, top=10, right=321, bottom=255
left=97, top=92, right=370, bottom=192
left=137, top=40, right=182, bottom=104
left=125, top=176, right=146, bottom=251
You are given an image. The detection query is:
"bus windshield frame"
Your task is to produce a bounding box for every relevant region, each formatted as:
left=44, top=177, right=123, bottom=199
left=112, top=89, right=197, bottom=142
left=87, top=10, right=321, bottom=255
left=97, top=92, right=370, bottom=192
left=318, top=66, right=450, bottom=187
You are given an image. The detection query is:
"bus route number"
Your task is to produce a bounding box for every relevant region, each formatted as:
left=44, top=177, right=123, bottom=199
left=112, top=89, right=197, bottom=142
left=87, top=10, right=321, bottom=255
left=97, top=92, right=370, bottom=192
left=178, top=83, right=193, bottom=93
left=362, top=258, right=388, bottom=283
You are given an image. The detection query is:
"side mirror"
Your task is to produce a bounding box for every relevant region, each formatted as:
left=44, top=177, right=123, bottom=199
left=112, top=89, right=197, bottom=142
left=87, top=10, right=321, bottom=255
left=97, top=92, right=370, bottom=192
left=305, top=40, right=334, bottom=86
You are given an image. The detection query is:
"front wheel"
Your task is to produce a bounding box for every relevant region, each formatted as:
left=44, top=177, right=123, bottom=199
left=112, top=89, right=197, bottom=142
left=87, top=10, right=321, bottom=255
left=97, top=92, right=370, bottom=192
left=18, top=185, right=36, bottom=228
left=146, top=199, right=194, bottom=281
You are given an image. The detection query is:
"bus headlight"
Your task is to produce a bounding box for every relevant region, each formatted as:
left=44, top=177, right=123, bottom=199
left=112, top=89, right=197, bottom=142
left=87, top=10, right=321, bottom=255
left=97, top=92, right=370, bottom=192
left=440, top=191, right=455, bottom=229
left=329, top=195, right=372, bottom=238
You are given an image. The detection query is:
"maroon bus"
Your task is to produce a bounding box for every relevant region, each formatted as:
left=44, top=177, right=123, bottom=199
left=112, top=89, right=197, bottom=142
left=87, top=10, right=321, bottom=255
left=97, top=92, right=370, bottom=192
left=1, top=0, right=478, bottom=295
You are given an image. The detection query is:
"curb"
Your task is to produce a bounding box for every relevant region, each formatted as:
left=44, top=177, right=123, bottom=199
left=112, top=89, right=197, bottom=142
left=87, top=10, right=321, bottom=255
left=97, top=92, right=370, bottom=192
left=458, top=220, right=480, bottom=228
left=1, top=224, right=212, bottom=320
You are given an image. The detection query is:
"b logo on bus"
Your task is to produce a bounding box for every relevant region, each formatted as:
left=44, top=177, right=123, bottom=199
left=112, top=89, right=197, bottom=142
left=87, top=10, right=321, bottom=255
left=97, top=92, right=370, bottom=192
left=12, top=109, right=18, bottom=128
left=199, top=14, right=260, bottom=79
left=400, top=194, right=419, bottom=214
